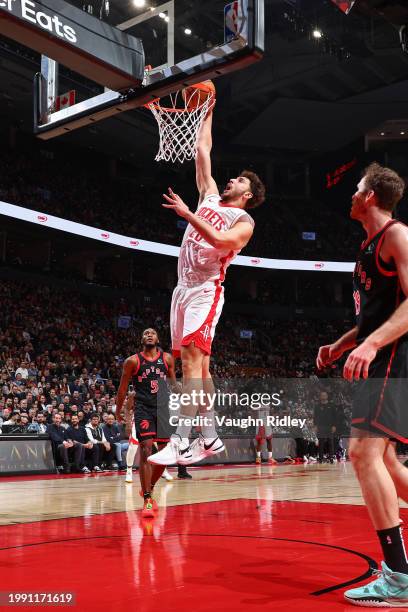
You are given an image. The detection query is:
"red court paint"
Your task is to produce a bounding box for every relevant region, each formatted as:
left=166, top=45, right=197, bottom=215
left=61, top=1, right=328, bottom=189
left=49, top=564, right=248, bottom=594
left=0, top=498, right=396, bottom=611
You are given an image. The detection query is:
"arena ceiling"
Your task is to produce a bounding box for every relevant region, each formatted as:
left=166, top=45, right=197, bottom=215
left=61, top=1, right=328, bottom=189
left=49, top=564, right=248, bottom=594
left=1, top=0, right=408, bottom=160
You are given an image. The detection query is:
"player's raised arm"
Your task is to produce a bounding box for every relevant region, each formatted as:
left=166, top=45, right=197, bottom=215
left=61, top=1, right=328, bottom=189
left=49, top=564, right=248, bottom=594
left=196, top=108, right=219, bottom=203
left=116, top=356, right=138, bottom=421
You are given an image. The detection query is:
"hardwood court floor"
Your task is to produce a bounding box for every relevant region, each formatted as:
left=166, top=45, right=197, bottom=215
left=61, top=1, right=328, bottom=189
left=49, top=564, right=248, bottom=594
left=1, top=462, right=408, bottom=611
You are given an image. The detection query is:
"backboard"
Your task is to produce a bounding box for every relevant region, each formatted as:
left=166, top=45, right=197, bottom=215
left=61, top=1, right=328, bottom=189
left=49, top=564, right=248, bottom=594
left=34, top=0, right=264, bottom=140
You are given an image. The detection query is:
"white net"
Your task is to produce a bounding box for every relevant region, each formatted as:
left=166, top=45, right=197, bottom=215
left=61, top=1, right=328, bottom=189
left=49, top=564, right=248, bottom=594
left=148, top=89, right=215, bottom=164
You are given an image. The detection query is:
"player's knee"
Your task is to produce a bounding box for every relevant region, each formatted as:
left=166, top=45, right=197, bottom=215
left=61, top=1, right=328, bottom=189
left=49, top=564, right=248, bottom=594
left=349, top=438, right=385, bottom=467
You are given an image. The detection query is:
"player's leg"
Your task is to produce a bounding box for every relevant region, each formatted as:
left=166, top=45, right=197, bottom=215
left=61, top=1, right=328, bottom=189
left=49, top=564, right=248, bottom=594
left=148, top=287, right=191, bottom=465
left=349, top=435, right=400, bottom=530
left=177, top=285, right=225, bottom=463
left=138, top=436, right=156, bottom=518
left=266, top=437, right=277, bottom=464
left=255, top=429, right=265, bottom=464
left=384, top=441, right=408, bottom=504
left=201, top=356, right=217, bottom=438
left=187, top=354, right=225, bottom=463
left=345, top=434, right=408, bottom=605
left=177, top=465, right=193, bottom=479
left=150, top=284, right=224, bottom=465
left=125, top=421, right=138, bottom=483
left=139, top=439, right=154, bottom=494
left=148, top=342, right=206, bottom=465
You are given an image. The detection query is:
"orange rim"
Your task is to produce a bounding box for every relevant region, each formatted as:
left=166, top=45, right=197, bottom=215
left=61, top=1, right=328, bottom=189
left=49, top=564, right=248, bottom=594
left=144, top=92, right=215, bottom=114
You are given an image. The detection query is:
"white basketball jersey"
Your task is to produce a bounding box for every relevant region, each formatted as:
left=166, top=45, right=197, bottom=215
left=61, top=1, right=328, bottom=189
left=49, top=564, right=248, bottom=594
left=178, top=194, right=254, bottom=286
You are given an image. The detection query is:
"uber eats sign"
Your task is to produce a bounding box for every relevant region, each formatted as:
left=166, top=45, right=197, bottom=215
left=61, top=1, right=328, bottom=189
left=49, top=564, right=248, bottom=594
left=0, top=0, right=145, bottom=90
left=1, top=0, right=77, bottom=41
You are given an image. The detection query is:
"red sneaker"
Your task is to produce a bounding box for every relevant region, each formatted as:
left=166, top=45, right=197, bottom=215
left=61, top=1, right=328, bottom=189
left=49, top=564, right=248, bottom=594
left=139, top=489, right=158, bottom=512
left=142, top=497, right=155, bottom=518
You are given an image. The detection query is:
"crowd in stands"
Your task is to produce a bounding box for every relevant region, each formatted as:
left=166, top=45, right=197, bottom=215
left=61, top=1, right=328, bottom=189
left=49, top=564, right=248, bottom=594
left=0, top=147, right=366, bottom=261
left=0, top=275, right=355, bottom=465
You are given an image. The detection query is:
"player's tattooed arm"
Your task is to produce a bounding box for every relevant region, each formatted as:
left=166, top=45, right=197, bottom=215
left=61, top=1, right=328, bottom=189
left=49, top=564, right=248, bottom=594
left=163, top=189, right=254, bottom=250
left=164, top=352, right=182, bottom=394
left=116, top=356, right=137, bottom=422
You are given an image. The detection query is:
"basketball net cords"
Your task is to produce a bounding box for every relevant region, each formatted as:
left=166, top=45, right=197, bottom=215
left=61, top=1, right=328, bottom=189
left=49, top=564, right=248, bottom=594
left=148, top=90, right=215, bottom=164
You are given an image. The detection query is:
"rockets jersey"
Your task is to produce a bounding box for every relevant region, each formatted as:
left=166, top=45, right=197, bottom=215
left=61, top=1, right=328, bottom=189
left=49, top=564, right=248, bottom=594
left=353, top=220, right=405, bottom=344
left=178, top=193, right=254, bottom=286
left=132, top=351, right=169, bottom=409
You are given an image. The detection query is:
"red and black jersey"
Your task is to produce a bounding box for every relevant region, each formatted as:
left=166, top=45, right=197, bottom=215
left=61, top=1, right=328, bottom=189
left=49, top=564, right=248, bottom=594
left=353, top=220, right=405, bottom=344
left=131, top=350, right=169, bottom=409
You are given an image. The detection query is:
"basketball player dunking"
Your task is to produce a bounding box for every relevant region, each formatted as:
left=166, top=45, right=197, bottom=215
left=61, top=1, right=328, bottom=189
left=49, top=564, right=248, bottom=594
left=317, top=163, right=408, bottom=606
left=116, top=328, right=178, bottom=517
left=149, top=89, right=266, bottom=467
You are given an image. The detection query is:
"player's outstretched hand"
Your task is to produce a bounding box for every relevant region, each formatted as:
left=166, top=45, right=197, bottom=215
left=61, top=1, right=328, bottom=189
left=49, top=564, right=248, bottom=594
left=316, top=344, right=343, bottom=370
left=162, top=188, right=190, bottom=218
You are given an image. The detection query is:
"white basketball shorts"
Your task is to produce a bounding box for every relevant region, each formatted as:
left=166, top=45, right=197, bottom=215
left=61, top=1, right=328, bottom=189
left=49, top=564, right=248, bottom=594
left=170, top=282, right=225, bottom=357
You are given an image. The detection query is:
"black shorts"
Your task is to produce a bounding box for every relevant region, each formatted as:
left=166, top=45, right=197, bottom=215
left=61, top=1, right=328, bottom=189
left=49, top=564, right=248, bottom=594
left=352, top=338, right=408, bottom=442
left=134, top=402, right=170, bottom=443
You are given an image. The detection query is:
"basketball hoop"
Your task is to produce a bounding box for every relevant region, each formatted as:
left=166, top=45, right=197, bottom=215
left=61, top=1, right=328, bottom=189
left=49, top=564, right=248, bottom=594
left=146, top=82, right=216, bottom=164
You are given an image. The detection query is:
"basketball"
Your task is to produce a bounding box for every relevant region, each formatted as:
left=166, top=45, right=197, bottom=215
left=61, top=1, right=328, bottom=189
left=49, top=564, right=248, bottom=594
left=182, top=80, right=216, bottom=111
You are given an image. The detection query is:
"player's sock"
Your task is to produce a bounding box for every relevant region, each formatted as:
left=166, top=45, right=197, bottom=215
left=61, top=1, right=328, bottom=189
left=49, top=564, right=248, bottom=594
left=377, top=525, right=408, bottom=573
left=201, top=409, right=217, bottom=438
left=173, top=414, right=193, bottom=440
left=143, top=491, right=152, bottom=500
left=126, top=443, right=137, bottom=468
left=256, top=451, right=261, bottom=458
left=268, top=451, right=272, bottom=459
left=170, top=433, right=190, bottom=449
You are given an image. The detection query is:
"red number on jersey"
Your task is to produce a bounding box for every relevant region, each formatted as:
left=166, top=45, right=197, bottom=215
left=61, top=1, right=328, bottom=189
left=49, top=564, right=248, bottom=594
left=150, top=380, right=158, bottom=394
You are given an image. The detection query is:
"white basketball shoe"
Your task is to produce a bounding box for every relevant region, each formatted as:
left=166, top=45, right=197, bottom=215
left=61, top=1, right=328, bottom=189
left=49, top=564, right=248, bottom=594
left=161, top=468, right=174, bottom=481
left=148, top=436, right=193, bottom=466
left=184, top=436, right=225, bottom=465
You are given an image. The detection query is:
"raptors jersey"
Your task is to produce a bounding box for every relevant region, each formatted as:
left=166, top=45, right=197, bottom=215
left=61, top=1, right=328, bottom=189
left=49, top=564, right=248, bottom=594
left=353, top=220, right=405, bottom=344
left=132, top=351, right=169, bottom=409
left=178, top=193, right=254, bottom=286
